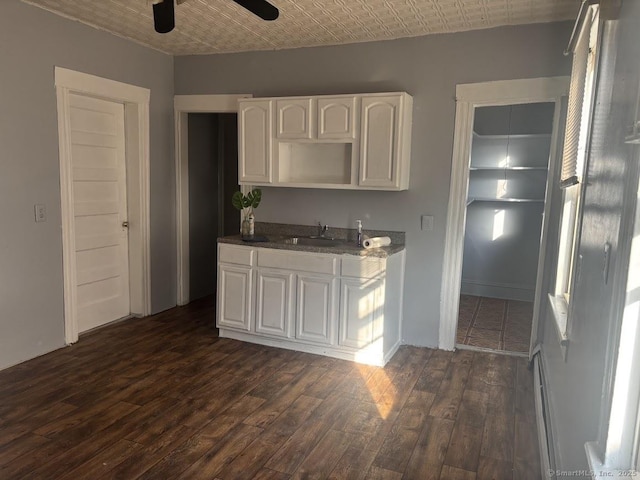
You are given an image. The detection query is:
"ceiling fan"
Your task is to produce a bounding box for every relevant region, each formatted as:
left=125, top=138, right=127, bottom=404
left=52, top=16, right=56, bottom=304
left=152, top=0, right=279, bottom=34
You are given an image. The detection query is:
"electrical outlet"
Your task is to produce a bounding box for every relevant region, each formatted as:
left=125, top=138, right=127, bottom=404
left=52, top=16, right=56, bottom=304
left=34, top=204, right=46, bottom=223
left=421, top=215, right=434, bottom=231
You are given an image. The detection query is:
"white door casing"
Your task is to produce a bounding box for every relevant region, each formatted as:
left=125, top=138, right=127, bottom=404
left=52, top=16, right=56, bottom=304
left=69, top=94, right=130, bottom=332
left=439, top=77, right=570, bottom=353
left=56, top=67, right=151, bottom=344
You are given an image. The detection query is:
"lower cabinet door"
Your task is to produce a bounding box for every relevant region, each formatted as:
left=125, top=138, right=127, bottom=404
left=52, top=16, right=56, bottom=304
left=255, top=270, right=294, bottom=338
left=217, top=264, right=252, bottom=331
left=339, top=276, right=385, bottom=349
left=296, top=274, right=337, bottom=345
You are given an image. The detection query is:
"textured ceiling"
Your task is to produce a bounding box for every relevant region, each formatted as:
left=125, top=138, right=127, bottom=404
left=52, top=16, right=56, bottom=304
left=22, top=0, right=578, bottom=55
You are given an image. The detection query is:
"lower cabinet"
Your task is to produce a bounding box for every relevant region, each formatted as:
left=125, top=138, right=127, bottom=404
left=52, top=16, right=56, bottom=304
left=255, top=270, right=294, bottom=338
left=217, top=243, right=405, bottom=366
left=339, top=276, right=385, bottom=349
left=296, top=274, right=338, bottom=345
left=217, top=264, right=252, bottom=331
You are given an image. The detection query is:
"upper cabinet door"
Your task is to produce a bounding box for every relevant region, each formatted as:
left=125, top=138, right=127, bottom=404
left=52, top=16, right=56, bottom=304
left=239, top=99, right=273, bottom=184
left=359, top=94, right=412, bottom=190
left=317, top=97, right=356, bottom=139
left=276, top=99, right=313, bottom=139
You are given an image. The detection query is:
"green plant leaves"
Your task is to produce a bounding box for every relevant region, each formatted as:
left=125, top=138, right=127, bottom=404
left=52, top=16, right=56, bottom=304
left=232, top=189, right=262, bottom=211
left=231, top=191, right=245, bottom=211
left=247, top=189, right=262, bottom=209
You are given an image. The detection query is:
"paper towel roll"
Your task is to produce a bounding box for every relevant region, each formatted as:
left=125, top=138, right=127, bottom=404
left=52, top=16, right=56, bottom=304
left=363, top=236, right=392, bottom=249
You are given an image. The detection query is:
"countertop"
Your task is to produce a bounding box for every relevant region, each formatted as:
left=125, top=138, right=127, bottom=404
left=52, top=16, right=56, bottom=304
left=218, top=234, right=405, bottom=258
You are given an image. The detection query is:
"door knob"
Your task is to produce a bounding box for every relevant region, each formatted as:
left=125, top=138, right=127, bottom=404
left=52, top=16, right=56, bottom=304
left=122, top=221, right=129, bottom=228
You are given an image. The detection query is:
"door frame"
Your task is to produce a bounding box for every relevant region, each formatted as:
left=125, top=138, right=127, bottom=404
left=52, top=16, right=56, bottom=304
left=174, top=94, right=252, bottom=306
left=55, top=67, right=151, bottom=344
left=439, top=76, right=570, bottom=353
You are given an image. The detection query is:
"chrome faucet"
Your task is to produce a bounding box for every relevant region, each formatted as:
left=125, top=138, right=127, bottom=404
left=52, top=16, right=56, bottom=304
left=318, top=222, right=331, bottom=238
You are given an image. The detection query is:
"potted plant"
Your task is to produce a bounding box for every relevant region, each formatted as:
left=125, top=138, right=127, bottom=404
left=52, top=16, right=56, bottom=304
left=232, top=188, right=262, bottom=237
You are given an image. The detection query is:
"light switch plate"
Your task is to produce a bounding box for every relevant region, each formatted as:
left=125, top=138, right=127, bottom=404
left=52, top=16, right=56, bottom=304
left=421, top=215, right=434, bottom=231
left=34, top=204, right=46, bottom=223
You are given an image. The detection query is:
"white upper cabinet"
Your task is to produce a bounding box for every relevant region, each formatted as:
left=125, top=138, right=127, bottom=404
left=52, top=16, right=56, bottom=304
left=238, top=92, right=412, bottom=190
left=276, top=99, right=313, bottom=139
left=238, top=99, right=273, bottom=184
left=317, top=97, right=356, bottom=139
left=359, top=93, right=412, bottom=190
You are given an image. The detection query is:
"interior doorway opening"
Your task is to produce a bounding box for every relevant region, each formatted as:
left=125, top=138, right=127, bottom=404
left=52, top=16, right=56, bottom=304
left=457, top=103, right=555, bottom=355
left=187, top=113, right=239, bottom=302
left=174, top=94, right=251, bottom=306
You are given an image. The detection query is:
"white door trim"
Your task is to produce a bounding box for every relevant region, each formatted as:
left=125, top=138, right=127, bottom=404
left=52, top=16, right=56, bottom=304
left=439, top=76, right=570, bottom=351
left=175, top=94, right=252, bottom=306
left=55, top=67, right=151, bottom=344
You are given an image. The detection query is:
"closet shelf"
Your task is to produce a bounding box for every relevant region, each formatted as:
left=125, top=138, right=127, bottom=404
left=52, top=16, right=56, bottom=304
left=467, top=197, right=545, bottom=206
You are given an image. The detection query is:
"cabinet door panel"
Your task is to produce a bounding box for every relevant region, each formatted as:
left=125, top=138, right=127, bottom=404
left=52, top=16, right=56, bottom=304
left=239, top=100, right=272, bottom=183
left=277, top=99, right=312, bottom=139
left=317, top=97, right=356, bottom=139
left=217, top=264, right=252, bottom=331
left=339, top=277, right=384, bottom=349
left=359, top=96, right=401, bottom=188
left=296, top=274, right=336, bottom=345
left=256, top=270, right=294, bottom=338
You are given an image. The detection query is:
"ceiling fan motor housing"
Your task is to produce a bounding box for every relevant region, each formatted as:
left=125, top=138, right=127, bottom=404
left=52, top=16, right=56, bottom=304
left=152, top=0, right=279, bottom=34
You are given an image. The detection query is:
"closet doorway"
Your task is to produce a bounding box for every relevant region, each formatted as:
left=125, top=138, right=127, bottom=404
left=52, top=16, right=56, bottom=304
left=439, top=77, right=569, bottom=357
left=457, top=103, right=555, bottom=354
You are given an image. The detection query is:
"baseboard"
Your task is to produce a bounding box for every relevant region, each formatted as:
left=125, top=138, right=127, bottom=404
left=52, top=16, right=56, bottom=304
left=461, top=279, right=535, bottom=302
left=534, top=351, right=556, bottom=478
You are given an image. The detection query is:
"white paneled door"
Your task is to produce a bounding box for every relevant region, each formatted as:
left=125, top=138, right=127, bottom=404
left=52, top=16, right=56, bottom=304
left=69, top=94, right=130, bottom=333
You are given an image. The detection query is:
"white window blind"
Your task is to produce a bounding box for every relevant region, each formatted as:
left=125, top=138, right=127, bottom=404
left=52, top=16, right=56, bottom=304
left=561, top=8, right=594, bottom=188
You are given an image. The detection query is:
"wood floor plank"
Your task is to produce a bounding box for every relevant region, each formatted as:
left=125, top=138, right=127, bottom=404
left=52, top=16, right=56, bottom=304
left=0, top=296, right=541, bottom=480
left=291, top=429, right=357, bottom=479
left=480, top=414, right=515, bottom=463
left=373, top=423, right=421, bottom=473
left=327, top=446, right=379, bottom=480
left=102, top=425, right=197, bottom=480
left=366, top=464, right=404, bottom=479
left=457, top=390, right=489, bottom=428
left=404, top=416, right=455, bottom=479
left=440, top=464, right=477, bottom=479
left=215, top=428, right=289, bottom=480
left=476, top=456, right=514, bottom=480
left=443, top=422, right=483, bottom=472
left=0, top=434, right=51, bottom=467
left=56, top=439, right=143, bottom=480
left=514, top=415, right=540, bottom=466
left=176, top=424, right=264, bottom=479
left=265, top=391, right=352, bottom=474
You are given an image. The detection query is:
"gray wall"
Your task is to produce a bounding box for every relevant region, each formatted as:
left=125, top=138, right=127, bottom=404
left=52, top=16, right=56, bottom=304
left=175, top=22, right=572, bottom=346
left=540, top=2, right=640, bottom=472
left=0, top=1, right=174, bottom=370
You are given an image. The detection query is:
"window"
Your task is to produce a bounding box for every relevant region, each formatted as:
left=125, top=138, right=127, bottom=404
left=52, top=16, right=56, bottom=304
left=552, top=6, right=600, bottom=336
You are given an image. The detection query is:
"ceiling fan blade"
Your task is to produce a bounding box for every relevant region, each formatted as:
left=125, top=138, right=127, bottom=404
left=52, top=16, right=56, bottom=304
left=231, top=0, right=279, bottom=21
left=153, top=0, right=175, bottom=33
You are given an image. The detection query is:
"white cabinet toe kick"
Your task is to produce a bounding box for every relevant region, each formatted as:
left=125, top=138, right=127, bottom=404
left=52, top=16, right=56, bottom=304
left=217, top=243, right=405, bottom=366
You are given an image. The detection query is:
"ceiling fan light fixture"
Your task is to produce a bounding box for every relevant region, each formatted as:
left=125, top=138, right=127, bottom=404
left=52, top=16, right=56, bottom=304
left=152, top=0, right=175, bottom=34
left=232, top=0, right=279, bottom=21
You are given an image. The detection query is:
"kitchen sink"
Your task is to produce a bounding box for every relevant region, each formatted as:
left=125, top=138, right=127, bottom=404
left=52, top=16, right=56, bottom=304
left=284, top=236, right=346, bottom=247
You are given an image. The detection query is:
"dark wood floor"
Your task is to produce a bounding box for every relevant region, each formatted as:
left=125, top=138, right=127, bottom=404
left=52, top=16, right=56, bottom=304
left=0, top=296, right=540, bottom=479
